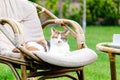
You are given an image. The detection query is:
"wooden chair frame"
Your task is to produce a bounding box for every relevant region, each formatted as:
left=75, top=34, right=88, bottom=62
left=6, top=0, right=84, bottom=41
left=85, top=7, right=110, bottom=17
left=0, top=2, right=87, bottom=80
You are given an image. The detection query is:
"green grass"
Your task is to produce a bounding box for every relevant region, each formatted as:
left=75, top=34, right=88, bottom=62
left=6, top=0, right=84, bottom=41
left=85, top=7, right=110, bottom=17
left=85, top=26, right=120, bottom=80
left=0, top=26, right=120, bottom=80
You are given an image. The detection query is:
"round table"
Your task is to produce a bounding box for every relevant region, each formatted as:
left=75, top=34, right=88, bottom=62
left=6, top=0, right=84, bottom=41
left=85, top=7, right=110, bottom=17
left=96, top=42, right=120, bottom=80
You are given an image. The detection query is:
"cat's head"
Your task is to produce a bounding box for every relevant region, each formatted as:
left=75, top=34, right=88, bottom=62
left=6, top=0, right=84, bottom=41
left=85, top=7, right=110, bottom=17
left=50, top=27, right=69, bottom=45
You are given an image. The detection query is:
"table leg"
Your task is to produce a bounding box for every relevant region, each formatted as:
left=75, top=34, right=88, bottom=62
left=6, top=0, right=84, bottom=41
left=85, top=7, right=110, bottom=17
left=108, top=53, right=116, bottom=80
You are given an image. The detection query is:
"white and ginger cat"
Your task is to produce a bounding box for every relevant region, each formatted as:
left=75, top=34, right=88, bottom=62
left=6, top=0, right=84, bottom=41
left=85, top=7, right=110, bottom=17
left=49, top=27, right=70, bottom=54
left=12, top=27, right=70, bottom=54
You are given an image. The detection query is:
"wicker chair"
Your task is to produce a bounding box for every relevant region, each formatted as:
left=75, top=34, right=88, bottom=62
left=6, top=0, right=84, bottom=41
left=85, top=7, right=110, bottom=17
left=0, top=1, right=97, bottom=80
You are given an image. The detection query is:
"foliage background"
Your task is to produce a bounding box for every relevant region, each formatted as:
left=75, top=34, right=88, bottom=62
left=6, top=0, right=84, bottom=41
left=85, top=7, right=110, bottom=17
left=29, top=0, right=120, bottom=26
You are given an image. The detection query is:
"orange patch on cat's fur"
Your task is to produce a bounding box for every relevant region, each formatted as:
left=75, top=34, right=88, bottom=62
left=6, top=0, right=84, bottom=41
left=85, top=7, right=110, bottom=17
left=12, top=39, right=47, bottom=53
left=12, top=48, right=20, bottom=53
left=12, top=45, right=39, bottom=53
left=25, top=45, right=39, bottom=51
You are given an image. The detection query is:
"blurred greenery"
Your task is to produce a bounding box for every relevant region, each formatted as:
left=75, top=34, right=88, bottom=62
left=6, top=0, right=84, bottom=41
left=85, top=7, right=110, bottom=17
left=29, top=0, right=120, bottom=25
left=87, top=0, right=119, bottom=25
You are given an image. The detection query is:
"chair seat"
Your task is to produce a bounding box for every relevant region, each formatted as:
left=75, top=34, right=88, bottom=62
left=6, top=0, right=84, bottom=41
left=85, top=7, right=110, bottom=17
left=34, top=48, right=97, bottom=67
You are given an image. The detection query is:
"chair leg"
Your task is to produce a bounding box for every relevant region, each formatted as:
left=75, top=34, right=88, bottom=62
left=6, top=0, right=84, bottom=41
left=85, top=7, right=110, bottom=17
left=108, top=53, right=116, bottom=80
left=20, top=52, right=27, bottom=80
left=76, top=69, right=84, bottom=80
left=9, top=64, right=21, bottom=80
left=21, top=65, right=27, bottom=80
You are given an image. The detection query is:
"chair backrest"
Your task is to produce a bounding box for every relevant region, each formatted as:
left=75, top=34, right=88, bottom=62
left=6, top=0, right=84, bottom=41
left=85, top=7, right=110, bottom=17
left=0, top=0, right=46, bottom=59
left=0, top=0, right=44, bottom=42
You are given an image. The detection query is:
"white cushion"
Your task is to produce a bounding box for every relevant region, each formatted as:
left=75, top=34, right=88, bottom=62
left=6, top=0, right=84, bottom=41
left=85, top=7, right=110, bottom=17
left=0, top=0, right=44, bottom=42
left=34, top=48, right=97, bottom=67
left=0, top=0, right=44, bottom=58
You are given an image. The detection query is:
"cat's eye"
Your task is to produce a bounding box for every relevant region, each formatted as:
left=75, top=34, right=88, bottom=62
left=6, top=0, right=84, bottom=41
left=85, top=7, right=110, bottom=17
left=61, top=37, right=67, bottom=41
left=52, top=33, right=59, bottom=39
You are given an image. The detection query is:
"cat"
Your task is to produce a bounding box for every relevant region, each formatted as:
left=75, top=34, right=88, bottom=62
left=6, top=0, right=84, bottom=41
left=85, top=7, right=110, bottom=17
left=49, top=27, right=70, bottom=54
left=12, top=27, right=70, bottom=54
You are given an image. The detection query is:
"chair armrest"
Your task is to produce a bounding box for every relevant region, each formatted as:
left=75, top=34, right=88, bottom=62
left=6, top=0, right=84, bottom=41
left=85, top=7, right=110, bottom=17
left=0, top=18, right=23, bottom=47
left=0, top=18, right=41, bottom=61
left=42, top=19, right=86, bottom=49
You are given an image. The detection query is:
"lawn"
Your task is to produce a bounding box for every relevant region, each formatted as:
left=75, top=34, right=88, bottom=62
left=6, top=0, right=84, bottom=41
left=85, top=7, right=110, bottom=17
left=0, top=26, right=120, bottom=80
left=85, top=26, right=120, bottom=80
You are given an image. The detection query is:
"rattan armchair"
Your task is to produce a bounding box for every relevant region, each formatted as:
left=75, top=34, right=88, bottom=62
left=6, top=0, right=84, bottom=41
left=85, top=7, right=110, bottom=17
left=0, top=1, right=97, bottom=80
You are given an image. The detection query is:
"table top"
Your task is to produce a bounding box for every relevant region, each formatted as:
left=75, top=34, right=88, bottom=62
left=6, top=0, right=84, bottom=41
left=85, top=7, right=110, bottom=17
left=96, top=42, right=120, bottom=55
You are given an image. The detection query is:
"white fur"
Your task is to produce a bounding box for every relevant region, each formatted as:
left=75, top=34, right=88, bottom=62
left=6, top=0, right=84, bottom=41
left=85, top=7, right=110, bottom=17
left=49, top=34, right=70, bottom=54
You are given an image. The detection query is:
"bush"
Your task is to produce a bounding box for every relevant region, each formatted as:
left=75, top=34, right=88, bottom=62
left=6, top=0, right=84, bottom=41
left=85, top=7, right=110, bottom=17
left=87, top=0, right=118, bottom=25
left=29, top=0, right=119, bottom=25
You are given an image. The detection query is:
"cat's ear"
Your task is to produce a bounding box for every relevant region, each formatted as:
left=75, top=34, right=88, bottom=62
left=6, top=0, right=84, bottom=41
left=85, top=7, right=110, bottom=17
left=64, top=30, right=70, bottom=36
left=51, top=27, right=56, bottom=34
